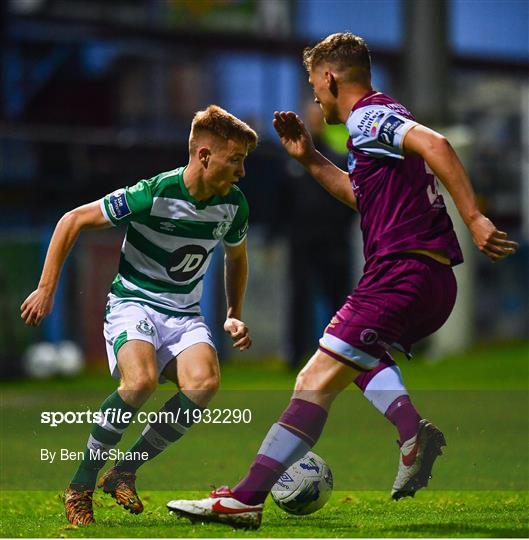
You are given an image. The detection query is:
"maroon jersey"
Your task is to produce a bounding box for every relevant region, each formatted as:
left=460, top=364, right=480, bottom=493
left=345, top=90, right=463, bottom=268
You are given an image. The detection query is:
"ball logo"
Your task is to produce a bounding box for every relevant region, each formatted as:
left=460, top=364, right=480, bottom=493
left=300, top=460, right=320, bottom=473
left=279, top=472, right=294, bottom=483
left=166, top=245, right=208, bottom=282
left=360, top=328, right=379, bottom=345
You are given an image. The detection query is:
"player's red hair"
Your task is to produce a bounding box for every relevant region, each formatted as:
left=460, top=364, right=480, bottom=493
left=190, top=105, right=258, bottom=153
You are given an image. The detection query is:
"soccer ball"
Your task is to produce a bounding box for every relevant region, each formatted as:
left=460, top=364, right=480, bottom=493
left=23, top=341, right=85, bottom=379
left=271, top=451, right=333, bottom=515
left=23, top=342, right=58, bottom=379
left=56, top=341, right=84, bottom=377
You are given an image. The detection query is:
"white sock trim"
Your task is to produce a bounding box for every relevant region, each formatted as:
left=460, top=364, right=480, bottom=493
left=364, top=365, right=408, bottom=414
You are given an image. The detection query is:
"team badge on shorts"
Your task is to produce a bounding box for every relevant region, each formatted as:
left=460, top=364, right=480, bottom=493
left=136, top=319, right=155, bottom=336
left=360, top=328, right=379, bottom=345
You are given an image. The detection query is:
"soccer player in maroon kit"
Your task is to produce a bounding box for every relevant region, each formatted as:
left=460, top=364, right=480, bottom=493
left=167, top=33, right=518, bottom=529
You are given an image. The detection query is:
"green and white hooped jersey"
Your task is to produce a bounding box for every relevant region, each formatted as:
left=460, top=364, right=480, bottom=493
left=100, top=167, right=249, bottom=317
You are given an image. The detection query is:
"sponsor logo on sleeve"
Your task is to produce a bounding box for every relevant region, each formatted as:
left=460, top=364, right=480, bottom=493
left=108, top=189, right=131, bottom=220
left=377, top=115, right=405, bottom=146
left=356, top=108, right=385, bottom=136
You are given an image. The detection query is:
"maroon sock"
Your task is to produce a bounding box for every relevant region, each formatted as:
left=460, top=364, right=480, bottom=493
left=354, top=353, right=396, bottom=392
left=232, top=398, right=328, bottom=506
left=385, top=395, right=421, bottom=443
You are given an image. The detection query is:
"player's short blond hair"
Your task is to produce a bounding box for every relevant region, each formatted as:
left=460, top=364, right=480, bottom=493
left=190, top=105, right=258, bottom=153
left=303, top=32, right=371, bottom=85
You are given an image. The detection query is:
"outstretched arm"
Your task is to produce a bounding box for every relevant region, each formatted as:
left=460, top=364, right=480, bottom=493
left=273, top=111, right=356, bottom=210
left=223, top=240, right=252, bottom=351
left=20, top=201, right=111, bottom=326
left=403, top=125, right=518, bottom=262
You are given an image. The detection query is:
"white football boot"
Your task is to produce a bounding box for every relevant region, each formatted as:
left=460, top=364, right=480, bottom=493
left=391, top=419, right=446, bottom=500
left=167, top=486, right=263, bottom=529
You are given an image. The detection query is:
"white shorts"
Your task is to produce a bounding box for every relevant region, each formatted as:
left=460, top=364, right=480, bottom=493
left=103, top=295, right=216, bottom=383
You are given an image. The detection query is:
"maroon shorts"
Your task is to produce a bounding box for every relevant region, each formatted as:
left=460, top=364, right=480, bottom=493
left=319, top=254, right=457, bottom=371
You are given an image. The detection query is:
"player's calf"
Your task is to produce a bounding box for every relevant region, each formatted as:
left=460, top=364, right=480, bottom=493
left=98, top=466, right=143, bottom=514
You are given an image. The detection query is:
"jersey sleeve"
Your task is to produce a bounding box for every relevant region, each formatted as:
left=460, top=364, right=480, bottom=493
left=100, top=179, right=154, bottom=226
left=346, top=105, right=417, bottom=159
left=223, top=191, right=249, bottom=246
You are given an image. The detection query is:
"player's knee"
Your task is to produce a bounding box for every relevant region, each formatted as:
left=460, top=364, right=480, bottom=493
left=181, top=366, right=220, bottom=394
left=121, top=372, right=158, bottom=396
left=294, top=368, right=315, bottom=392
left=200, top=373, right=220, bottom=394
left=191, top=372, right=220, bottom=394
left=181, top=370, right=219, bottom=408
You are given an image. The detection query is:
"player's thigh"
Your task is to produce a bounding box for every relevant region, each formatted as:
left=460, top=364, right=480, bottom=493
left=104, top=298, right=160, bottom=382
left=319, top=258, right=434, bottom=368
left=399, top=260, right=457, bottom=347
left=117, top=339, right=158, bottom=389
left=163, top=343, right=220, bottom=407
left=117, top=339, right=158, bottom=406
left=294, top=348, right=362, bottom=410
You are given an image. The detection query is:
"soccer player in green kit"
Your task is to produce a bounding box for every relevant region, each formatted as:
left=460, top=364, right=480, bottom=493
left=21, top=105, right=258, bottom=525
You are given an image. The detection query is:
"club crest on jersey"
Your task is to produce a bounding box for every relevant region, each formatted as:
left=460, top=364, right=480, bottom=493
left=166, top=245, right=208, bottom=282
left=108, top=189, right=131, bottom=220
left=212, top=221, right=231, bottom=239
left=136, top=319, right=155, bottom=336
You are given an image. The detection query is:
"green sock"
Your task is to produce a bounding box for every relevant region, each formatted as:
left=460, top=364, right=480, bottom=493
left=116, top=391, right=202, bottom=473
left=70, top=390, right=137, bottom=490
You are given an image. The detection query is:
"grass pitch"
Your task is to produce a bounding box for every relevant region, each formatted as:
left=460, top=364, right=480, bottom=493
left=1, top=342, right=527, bottom=537
left=1, top=490, right=527, bottom=538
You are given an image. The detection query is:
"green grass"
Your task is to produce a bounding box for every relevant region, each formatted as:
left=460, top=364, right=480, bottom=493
left=0, top=490, right=527, bottom=538
left=1, top=341, right=528, bottom=537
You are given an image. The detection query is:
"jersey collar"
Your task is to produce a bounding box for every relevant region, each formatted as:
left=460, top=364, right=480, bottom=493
left=351, top=89, right=381, bottom=112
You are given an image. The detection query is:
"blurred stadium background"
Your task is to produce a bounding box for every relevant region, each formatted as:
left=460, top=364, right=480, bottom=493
left=1, top=0, right=528, bottom=378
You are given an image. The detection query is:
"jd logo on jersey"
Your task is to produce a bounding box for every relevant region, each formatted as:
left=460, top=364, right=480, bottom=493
left=166, top=245, right=208, bottom=282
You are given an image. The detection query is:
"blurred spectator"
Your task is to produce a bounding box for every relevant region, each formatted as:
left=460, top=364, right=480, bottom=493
left=272, top=102, right=354, bottom=370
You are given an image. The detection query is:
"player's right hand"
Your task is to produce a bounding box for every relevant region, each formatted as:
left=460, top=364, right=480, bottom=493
left=273, top=111, right=315, bottom=163
left=223, top=317, right=252, bottom=351
left=468, top=213, right=518, bottom=262
left=20, top=288, right=54, bottom=326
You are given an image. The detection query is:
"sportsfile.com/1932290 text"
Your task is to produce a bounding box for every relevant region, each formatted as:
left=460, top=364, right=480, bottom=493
left=40, top=408, right=253, bottom=427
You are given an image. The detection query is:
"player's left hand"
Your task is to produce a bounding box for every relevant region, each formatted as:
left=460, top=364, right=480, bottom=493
left=224, top=318, right=252, bottom=351
left=469, top=213, right=518, bottom=262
